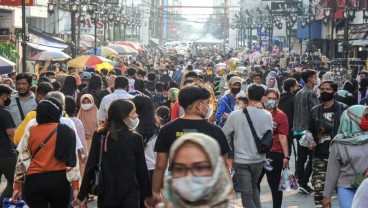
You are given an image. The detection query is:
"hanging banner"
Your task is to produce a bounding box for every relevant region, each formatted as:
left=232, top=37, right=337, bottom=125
left=75, top=16, right=104, bottom=36
left=0, top=0, right=34, bottom=6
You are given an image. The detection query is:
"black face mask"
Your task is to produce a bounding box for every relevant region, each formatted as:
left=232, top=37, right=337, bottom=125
left=4, top=98, right=11, bottom=107
left=231, top=87, right=241, bottom=95
left=320, top=92, right=335, bottom=102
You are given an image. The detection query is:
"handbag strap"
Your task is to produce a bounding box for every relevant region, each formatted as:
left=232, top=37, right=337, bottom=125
left=15, top=97, right=25, bottom=120
left=98, top=134, right=104, bottom=166
left=243, top=108, right=260, bottom=142
left=343, top=144, right=358, bottom=175
left=31, top=127, right=58, bottom=159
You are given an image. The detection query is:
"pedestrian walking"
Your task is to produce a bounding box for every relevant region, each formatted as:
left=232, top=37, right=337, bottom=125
left=12, top=97, right=80, bottom=208
left=0, top=84, right=17, bottom=207
left=257, top=88, right=289, bottom=208
left=162, top=133, right=236, bottom=208
left=323, top=105, right=368, bottom=208
left=309, top=81, right=347, bottom=207
left=77, top=99, right=151, bottom=208
left=222, top=84, right=273, bottom=208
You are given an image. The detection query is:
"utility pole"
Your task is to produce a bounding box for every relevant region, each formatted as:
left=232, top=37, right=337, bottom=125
left=223, top=0, right=228, bottom=53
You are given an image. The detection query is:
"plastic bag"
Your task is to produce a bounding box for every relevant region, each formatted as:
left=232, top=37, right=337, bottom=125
left=278, top=168, right=299, bottom=191
left=299, top=130, right=316, bottom=150
left=2, top=198, right=29, bottom=208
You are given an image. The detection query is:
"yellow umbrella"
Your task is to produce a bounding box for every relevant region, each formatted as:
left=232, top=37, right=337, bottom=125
left=67, top=55, right=105, bottom=69
left=92, top=62, right=114, bottom=71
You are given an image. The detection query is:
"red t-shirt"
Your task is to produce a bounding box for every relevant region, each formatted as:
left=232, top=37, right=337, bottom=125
left=270, top=109, right=289, bottom=153
left=170, top=101, right=180, bottom=121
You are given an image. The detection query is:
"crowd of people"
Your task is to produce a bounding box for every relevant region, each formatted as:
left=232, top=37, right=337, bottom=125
left=0, top=48, right=368, bottom=208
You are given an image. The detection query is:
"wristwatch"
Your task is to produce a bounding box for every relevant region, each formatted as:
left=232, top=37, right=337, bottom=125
left=284, top=157, right=290, bottom=160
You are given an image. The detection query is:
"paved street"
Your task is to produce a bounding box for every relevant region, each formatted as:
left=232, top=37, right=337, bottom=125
left=0, top=156, right=339, bottom=207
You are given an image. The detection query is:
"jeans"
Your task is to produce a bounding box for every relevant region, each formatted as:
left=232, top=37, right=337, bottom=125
left=0, top=155, right=17, bottom=207
left=296, top=143, right=313, bottom=187
left=258, top=152, right=284, bottom=208
left=234, top=162, right=264, bottom=208
left=338, top=187, right=357, bottom=208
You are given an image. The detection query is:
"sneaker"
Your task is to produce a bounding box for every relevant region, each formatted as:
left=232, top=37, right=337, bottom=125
left=298, top=185, right=314, bottom=194
left=264, top=159, right=273, bottom=171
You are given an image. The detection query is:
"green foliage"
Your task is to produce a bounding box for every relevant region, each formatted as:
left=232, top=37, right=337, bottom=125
left=0, top=41, right=19, bottom=63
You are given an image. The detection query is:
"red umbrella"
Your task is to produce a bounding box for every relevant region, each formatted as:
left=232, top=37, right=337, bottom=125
left=115, top=41, right=143, bottom=52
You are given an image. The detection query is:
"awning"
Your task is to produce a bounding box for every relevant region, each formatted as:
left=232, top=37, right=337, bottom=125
left=337, top=24, right=368, bottom=40
left=349, top=39, right=368, bottom=46
left=27, top=42, right=64, bottom=51
left=28, top=25, right=67, bottom=45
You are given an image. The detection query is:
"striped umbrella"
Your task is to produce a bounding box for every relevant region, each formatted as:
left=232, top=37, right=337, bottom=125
left=31, top=51, right=71, bottom=61
left=0, top=57, right=15, bottom=74
left=115, top=41, right=143, bottom=52
left=67, top=55, right=106, bottom=69
left=87, top=47, right=118, bottom=57
left=107, top=44, right=138, bottom=55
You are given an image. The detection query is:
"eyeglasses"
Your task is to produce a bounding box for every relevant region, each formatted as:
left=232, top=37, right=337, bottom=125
left=171, top=164, right=212, bottom=178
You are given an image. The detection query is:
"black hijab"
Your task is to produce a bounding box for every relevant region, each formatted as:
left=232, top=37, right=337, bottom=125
left=36, top=97, right=62, bottom=124
left=35, top=98, right=77, bottom=167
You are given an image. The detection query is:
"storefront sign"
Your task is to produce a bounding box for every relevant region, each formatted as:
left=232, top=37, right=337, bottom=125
left=0, top=0, right=34, bottom=6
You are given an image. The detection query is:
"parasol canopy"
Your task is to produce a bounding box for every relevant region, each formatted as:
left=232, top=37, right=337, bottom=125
left=115, top=41, right=143, bottom=52
left=0, top=57, right=15, bottom=74
left=87, top=47, right=118, bottom=57
left=107, top=44, right=138, bottom=55
left=31, top=50, right=71, bottom=61
left=67, top=55, right=107, bottom=69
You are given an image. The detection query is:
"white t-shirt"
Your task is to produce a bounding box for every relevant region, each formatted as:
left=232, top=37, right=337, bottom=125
left=128, top=78, right=135, bottom=93
left=22, top=117, right=83, bottom=150
left=144, top=134, right=158, bottom=170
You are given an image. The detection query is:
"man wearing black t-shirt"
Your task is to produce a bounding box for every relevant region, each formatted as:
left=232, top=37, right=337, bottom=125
left=146, top=86, right=230, bottom=207
left=308, top=81, right=346, bottom=206
left=0, top=84, right=17, bottom=206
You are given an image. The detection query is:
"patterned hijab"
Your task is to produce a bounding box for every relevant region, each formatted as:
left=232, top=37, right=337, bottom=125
left=164, top=133, right=232, bottom=208
left=333, top=105, right=368, bottom=145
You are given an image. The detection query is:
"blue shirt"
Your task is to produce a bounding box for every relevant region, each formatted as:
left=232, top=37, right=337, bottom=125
left=215, top=94, right=236, bottom=127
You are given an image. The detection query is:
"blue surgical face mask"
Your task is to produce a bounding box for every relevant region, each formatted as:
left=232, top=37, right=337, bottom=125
left=264, top=99, right=277, bottom=109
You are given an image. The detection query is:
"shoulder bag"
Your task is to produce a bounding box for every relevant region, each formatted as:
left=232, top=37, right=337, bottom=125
left=15, top=97, right=25, bottom=121
left=88, top=134, right=104, bottom=195
left=243, top=108, right=273, bottom=154
left=344, top=145, right=365, bottom=188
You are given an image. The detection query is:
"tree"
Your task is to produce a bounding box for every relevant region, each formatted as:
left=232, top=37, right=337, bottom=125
left=0, top=41, right=19, bottom=63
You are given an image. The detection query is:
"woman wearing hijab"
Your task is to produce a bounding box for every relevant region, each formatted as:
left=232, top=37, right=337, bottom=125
left=12, top=98, right=80, bottom=207
left=266, top=71, right=279, bottom=90
left=323, top=105, right=368, bottom=208
left=77, top=94, right=98, bottom=152
left=162, top=133, right=235, bottom=208
left=77, top=99, right=151, bottom=208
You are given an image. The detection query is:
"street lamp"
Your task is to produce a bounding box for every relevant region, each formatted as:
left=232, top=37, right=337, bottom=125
left=364, top=9, right=368, bottom=24
left=87, top=2, right=97, bottom=55
left=48, top=0, right=79, bottom=58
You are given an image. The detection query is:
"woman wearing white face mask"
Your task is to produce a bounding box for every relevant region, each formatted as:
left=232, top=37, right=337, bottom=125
left=77, top=99, right=151, bottom=208
left=163, top=133, right=236, bottom=208
left=257, top=89, right=289, bottom=208
left=77, top=94, right=98, bottom=152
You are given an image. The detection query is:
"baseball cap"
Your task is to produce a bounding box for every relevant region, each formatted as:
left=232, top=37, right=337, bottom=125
left=229, top=76, right=242, bottom=85
left=81, top=72, right=92, bottom=80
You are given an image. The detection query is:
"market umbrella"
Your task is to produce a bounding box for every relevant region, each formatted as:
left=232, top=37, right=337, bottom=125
left=87, top=47, right=118, bottom=57
left=0, top=57, right=15, bottom=74
left=80, top=34, right=99, bottom=42
left=91, top=62, right=114, bottom=71
left=115, top=41, right=143, bottom=52
left=31, top=50, right=71, bottom=61
left=67, top=55, right=106, bottom=69
left=107, top=44, right=138, bottom=55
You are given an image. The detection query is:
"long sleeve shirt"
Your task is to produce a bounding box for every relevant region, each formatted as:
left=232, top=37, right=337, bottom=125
left=216, top=94, right=235, bottom=127
left=323, top=142, right=368, bottom=197
left=14, top=123, right=80, bottom=190
left=292, top=85, right=319, bottom=131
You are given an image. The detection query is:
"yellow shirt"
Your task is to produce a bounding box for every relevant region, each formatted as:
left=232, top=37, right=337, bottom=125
left=14, top=111, right=69, bottom=145
left=14, top=111, right=37, bottom=145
